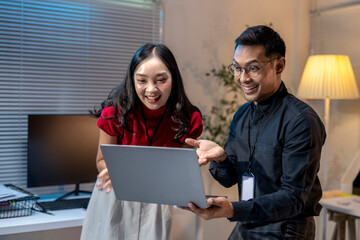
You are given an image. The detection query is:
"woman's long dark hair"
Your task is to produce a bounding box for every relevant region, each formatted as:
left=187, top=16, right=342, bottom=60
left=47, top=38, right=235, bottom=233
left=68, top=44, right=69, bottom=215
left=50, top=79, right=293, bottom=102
left=91, top=43, right=201, bottom=142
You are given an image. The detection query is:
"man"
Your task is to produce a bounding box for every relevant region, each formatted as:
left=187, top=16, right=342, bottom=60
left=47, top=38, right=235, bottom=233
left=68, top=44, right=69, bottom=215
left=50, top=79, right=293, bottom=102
left=184, top=25, right=326, bottom=239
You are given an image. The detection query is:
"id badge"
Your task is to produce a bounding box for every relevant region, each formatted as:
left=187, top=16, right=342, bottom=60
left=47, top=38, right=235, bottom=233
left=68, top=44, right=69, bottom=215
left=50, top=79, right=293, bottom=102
left=241, top=172, right=255, bottom=201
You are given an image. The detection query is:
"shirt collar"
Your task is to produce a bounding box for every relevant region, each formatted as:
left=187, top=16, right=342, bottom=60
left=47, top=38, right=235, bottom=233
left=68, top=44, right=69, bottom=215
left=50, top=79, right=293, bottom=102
left=251, top=81, right=288, bottom=121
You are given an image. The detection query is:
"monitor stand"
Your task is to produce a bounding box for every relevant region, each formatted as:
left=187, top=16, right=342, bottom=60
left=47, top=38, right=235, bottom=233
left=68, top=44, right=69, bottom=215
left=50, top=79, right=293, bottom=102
left=56, top=183, right=92, bottom=201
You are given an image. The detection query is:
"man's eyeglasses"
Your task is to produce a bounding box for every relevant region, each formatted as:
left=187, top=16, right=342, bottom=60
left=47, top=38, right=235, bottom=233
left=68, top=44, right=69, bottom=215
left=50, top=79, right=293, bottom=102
left=228, top=56, right=279, bottom=78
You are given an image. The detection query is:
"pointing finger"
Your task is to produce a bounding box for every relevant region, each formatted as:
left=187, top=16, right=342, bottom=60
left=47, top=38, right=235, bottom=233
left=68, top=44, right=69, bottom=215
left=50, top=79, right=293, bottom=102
left=185, top=138, right=199, bottom=147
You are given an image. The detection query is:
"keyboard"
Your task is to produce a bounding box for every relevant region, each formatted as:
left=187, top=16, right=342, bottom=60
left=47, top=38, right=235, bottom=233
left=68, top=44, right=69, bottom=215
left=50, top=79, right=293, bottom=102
left=37, top=197, right=90, bottom=211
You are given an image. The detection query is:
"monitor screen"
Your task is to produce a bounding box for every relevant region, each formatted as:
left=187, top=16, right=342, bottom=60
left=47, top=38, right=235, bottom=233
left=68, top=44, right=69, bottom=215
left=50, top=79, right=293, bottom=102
left=27, top=114, right=99, bottom=188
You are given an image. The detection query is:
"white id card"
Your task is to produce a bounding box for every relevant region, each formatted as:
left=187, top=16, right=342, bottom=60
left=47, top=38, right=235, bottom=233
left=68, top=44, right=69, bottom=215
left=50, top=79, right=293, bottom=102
left=241, top=172, right=255, bottom=201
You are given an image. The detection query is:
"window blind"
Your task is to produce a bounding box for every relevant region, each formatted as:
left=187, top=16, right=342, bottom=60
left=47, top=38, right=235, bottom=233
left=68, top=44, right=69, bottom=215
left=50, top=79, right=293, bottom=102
left=310, top=4, right=360, bottom=64
left=0, top=0, right=162, bottom=188
left=310, top=4, right=360, bottom=190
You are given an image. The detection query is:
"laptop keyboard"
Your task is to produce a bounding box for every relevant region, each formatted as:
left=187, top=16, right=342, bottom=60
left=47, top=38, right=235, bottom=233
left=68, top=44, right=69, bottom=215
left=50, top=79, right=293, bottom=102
left=37, top=197, right=90, bottom=211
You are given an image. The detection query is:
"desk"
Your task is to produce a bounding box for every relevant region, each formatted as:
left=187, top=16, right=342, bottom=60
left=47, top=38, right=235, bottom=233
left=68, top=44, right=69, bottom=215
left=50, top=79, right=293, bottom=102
left=320, top=195, right=360, bottom=240
left=0, top=208, right=86, bottom=235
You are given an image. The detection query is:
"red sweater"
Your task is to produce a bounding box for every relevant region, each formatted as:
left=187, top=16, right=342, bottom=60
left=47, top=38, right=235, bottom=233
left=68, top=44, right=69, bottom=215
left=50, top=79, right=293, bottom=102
left=97, top=104, right=203, bottom=147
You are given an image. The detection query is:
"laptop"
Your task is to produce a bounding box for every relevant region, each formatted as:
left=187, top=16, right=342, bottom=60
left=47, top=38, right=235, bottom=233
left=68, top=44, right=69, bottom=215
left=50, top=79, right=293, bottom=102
left=101, top=144, right=209, bottom=208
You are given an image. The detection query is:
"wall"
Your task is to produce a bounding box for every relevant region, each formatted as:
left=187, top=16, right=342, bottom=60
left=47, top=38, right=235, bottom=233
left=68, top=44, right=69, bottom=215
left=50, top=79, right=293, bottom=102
left=162, top=0, right=310, bottom=109
left=4, top=1, right=357, bottom=239
left=5, top=1, right=338, bottom=239
left=162, top=0, right=311, bottom=239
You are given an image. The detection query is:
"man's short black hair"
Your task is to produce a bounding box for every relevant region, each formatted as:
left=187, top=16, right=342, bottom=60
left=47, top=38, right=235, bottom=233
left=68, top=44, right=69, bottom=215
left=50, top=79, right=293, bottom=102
left=235, top=25, right=286, bottom=58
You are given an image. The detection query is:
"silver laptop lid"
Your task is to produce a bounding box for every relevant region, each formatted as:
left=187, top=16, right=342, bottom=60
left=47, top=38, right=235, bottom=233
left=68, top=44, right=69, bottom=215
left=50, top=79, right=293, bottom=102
left=101, top=144, right=208, bottom=208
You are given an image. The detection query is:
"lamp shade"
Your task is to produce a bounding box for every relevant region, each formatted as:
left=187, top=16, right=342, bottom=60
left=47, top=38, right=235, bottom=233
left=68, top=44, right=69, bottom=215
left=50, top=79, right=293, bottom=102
left=297, top=55, right=359, bottom=99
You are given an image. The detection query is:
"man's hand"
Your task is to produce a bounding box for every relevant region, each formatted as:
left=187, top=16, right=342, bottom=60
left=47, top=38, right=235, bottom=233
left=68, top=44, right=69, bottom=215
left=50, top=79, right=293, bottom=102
left=185, top=138, right=227, bottom=166
left=181, top=197, right=234, bottom=220
left=97, top=168, right=112, bottom=193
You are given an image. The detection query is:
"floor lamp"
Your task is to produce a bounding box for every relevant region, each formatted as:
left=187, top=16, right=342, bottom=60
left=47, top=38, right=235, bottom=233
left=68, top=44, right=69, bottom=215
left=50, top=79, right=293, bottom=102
left=297, top=55, right=359, bottom=191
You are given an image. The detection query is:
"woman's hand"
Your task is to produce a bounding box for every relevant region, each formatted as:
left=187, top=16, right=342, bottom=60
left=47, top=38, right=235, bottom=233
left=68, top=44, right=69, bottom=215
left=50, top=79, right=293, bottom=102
left=95, top=130, right=117, bottom=194
left=97, top=168, right=112, bottom=193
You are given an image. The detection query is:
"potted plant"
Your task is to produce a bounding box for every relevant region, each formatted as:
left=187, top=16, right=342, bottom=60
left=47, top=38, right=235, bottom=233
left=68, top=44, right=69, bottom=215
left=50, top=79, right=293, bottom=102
left=203, top=65, right=244, bottom=146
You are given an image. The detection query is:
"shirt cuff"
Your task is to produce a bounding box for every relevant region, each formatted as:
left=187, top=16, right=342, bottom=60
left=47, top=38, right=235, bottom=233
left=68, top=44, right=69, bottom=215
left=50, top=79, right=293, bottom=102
left=209, top=157, right=230, bottom=173
left=214, top=156, right=230, bottom=165
left=227, top=201, right=252, bottom=222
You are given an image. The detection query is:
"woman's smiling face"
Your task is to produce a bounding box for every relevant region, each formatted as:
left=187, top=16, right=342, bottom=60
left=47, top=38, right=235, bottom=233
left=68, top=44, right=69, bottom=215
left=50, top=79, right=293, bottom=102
left=134, top=57, right=172, bottom=110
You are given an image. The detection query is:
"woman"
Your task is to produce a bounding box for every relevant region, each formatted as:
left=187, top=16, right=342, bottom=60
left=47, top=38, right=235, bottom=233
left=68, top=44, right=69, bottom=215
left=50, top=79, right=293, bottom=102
left=81, top=43, right=203, bottom=240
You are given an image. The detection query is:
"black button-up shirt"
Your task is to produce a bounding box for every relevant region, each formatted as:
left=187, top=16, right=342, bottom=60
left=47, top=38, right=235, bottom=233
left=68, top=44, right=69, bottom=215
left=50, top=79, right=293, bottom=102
left=210, top=82, right=326, bottom=225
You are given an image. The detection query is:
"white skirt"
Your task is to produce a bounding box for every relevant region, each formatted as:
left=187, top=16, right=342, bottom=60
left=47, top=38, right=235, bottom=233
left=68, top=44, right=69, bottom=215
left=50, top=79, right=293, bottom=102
left=81, top=184, right=172, bottom=240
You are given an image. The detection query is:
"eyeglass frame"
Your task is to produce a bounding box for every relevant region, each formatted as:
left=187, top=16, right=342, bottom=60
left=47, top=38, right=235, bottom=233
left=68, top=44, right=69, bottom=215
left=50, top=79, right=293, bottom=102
left=227, top=56, right=280, bottom=78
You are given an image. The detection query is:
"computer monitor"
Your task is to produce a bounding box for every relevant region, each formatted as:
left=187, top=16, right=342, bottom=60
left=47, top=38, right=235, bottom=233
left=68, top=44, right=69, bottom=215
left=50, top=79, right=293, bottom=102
left=27, top=114, right=99, bottom=199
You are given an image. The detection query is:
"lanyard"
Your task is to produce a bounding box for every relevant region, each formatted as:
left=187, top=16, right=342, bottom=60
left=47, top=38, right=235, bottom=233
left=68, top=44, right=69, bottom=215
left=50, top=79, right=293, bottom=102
left=141, top=105, right=168, bottom=146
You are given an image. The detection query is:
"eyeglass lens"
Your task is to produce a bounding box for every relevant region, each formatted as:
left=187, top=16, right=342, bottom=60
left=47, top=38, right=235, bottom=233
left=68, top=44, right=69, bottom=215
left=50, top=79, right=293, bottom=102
left=228, top=57, right=278, bottom=77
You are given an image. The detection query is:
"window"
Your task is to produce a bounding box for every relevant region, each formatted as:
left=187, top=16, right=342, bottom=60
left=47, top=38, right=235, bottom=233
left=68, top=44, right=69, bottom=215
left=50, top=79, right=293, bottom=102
left=0, top=0, right=162, bottom=189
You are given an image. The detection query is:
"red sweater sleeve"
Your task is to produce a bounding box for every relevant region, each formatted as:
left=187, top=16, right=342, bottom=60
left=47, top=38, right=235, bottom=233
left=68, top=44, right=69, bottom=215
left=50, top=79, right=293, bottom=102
left=97, top=106, right=123, bottom=137
left=179, top=110, right=203, bottom=143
